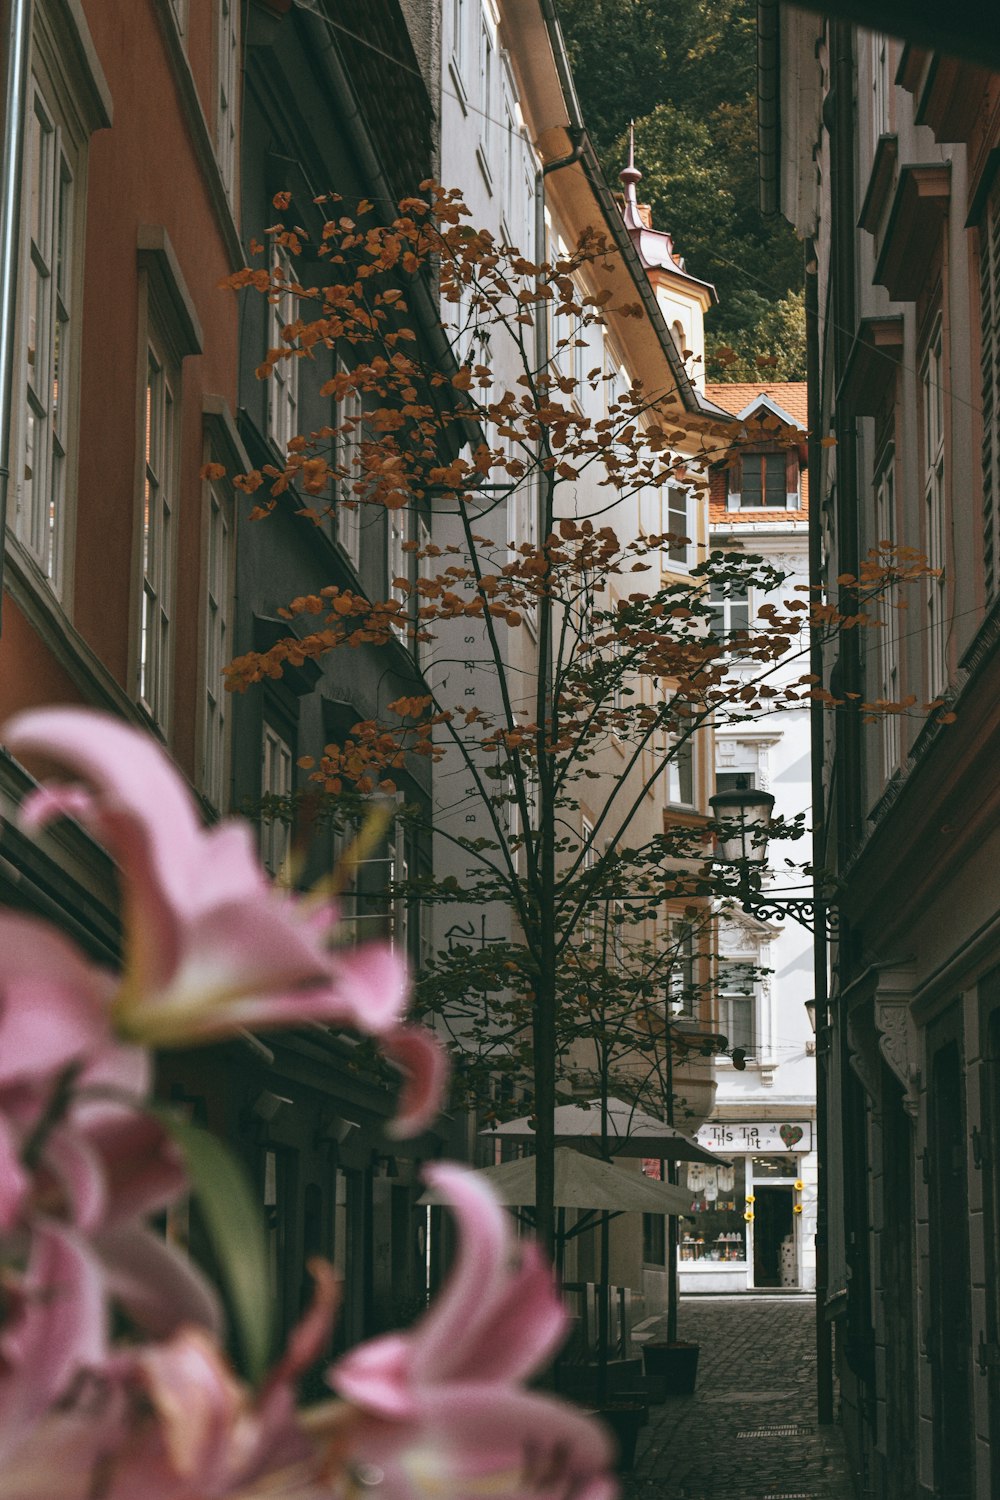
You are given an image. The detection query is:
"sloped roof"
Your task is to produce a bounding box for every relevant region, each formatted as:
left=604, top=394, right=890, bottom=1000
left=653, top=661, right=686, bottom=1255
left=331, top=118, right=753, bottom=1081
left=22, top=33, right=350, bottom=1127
left=704, top=382, right=808, bottom=429
left=705, top=381, right=809, bottom=524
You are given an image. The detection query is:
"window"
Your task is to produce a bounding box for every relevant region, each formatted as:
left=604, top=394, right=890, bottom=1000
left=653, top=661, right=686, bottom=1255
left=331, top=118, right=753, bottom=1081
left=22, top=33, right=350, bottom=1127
left=709, top=578, right=751, bottom=654
left=216, top=0, right=239, bottom=202
left=138, top=331, right=179, bottom=728
left=335, top=359, right=362, bottom=569
left=387, top=507, right=408, bottom=639
left=667, top=920, right=697, bottom=1017
left=979, top=181, right=1000, bottom=603
left=870, top=31, right=891, bottom=152
left=18, top=76, right=75, bottom=590
left=668, top=732, right=694, bottom=806
left=874, top=447, right=901, bottom=774
left=391, top=819, right=410, bottom=957
left=737, top=452, right=788, bottom=508
left=509, top=471, right=537, bottom=631
left=201, top=458, right=234, bottom=809
left=921, top=319, right=947, bottom=697
left=12, top=0, right=109, bottom=596
left=449, top=0, right=467, bottom=92
left=715, top=770, right=756, bottom=793
left=501, top=87, right=517, bottom=235
left=261, top=722, right=293, bottom=875
left=666, top=485, right=692, bottom=567
left=717, top=959, right=757, bottom=1057
left=643, top=1211, right=666, bottom=1266
left=478, top=22, right=494, bottom=179
left=581, top=816, right=596, bottom=944
left=267, top=247, right=298, bottom=455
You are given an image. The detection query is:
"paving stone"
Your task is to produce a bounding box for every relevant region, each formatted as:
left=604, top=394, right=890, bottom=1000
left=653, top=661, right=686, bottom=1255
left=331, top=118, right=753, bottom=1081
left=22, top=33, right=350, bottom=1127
left=618, top=1295, right=856, bottom=1500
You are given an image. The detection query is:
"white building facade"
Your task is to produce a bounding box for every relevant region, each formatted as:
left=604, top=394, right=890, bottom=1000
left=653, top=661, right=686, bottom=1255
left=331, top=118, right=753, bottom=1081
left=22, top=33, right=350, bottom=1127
left=677, top=383, right=817, bottom=1293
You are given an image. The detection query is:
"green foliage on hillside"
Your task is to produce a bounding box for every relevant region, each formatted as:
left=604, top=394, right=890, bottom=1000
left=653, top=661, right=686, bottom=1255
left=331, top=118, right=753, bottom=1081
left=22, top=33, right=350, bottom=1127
left=559, top=0, right=806, bottom=381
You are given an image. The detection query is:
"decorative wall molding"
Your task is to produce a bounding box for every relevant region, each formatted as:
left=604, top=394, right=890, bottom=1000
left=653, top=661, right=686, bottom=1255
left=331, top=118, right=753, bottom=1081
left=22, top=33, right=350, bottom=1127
left=872, top=964, right=920, bottom=1116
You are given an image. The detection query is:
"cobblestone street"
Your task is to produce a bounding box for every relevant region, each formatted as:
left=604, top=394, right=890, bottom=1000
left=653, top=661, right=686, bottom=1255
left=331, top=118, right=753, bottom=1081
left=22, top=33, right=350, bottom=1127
left=622, top=1296, right=856, bottom=1500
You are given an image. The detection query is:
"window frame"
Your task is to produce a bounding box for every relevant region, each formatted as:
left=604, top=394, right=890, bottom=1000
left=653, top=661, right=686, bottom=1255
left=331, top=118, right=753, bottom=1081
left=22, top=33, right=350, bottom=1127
left=665, top=483, right=694, bottom=569
left=260, top=719, right=294, bottom=877
left=11, top=8, right=103, bottom=604
left=729, top=449, right=796, bottom=511
left=215, top=0, right=239, bottom=205
left=874, top=441, right=901, bottom=776
left=266, top=244, right=299, bottom=458
left=717, top=957, right=759, bottom=1060
left=198, top=407, right=242, bottom=811
left=335, top=357, right=363, bottom=571
left=136, top=322, right=180, bottom=731
left=978, top=179, right=1000, bottom=603
left=920, top=315, right=947, bottom=698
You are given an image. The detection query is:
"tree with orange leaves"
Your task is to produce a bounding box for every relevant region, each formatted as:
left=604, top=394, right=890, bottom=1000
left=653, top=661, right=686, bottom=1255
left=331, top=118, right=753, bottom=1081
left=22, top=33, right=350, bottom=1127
left=218, top=183, right=943, bottom=1253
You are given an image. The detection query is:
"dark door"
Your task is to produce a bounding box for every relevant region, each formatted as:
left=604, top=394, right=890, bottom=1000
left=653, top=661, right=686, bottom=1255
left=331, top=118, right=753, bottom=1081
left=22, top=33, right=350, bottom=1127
left=753, top=1185, right=794, bottom=1287
left=879, top=1067, right=916, bottom=1499
left=928, top=1021, right=974, bottom=1499
left=979, top=973, right=1000, bottom=1495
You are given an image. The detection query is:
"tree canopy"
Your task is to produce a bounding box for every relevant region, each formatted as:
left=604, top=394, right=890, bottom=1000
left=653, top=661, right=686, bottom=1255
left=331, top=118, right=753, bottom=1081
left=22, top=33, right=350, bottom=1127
left=558, top=0, right=806, bottom=380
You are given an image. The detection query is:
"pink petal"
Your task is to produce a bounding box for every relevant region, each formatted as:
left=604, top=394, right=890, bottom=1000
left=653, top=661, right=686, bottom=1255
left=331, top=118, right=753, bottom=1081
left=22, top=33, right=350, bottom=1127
left=135, top=1328, right=244, bottom=1480
left=443, top=1242, right=567, bottom=1387
left=328, top=1333, right=415, bottom=1419
left=409, top=1163, right=512, bottom=1383
left=0, top=1115, right=29, bottom=1230
left=265, top=1259, right=339, bottom=1391
left=72, top=1105, right=187, bottom=1227
left=96, top=1224, right=223, bottom=1339
left=4, top=708, right=203, bottom=915
left=0, top=1223, right=107, bottom=1460
left=382, top=1024, right=448, bottom=1139
left=415, top=1385, right=616, bottom=1494
left=329, top=943, right=410, bottom=1034
left=42, top=1125, right=107, bottom=1231
left=0, top=913, right=113, bottom=1087
left=347, top=1386, right=616, bottom=1500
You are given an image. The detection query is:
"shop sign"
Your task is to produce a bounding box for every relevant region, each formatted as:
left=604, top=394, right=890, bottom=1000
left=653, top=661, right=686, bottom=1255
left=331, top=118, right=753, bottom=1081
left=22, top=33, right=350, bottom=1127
left=696, top=1121, right=813, bottom=1153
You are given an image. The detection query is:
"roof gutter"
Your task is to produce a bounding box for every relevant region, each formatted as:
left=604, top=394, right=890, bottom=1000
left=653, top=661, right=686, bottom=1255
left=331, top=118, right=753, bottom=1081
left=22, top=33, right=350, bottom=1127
left=537, top=0, right=727, bottom=422
left=0, top=0, right=34, bottom=635
left=757, top=0, right=780, bottom=218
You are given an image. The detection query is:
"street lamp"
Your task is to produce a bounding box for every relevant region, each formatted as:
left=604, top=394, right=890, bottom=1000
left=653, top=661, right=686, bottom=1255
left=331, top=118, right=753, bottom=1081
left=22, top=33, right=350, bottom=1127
left=708, top=787, right=837, bottom=935
left=709, top=787, right=775, bottom=868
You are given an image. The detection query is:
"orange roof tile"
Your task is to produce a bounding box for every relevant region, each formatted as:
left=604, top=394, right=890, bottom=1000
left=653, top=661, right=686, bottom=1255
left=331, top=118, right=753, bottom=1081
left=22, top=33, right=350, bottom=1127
left=704, top=381, right=808, bottom=430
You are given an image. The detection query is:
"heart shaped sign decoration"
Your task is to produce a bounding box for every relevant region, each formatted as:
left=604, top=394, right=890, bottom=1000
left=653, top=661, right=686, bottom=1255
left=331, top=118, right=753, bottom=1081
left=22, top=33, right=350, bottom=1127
left=780, top=1124, right=804, bottom=1148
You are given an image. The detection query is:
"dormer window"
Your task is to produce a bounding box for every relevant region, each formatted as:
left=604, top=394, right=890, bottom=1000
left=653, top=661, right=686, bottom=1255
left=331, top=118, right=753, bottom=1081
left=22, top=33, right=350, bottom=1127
left=728, top=450, right=800, bottom=510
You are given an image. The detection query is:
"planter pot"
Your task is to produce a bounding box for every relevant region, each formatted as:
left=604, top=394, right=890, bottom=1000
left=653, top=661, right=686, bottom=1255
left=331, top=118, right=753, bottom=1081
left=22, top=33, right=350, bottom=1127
left=642, top=1340, right=700, bottom=1400
left=595, top=1402, right=645, bottom=1473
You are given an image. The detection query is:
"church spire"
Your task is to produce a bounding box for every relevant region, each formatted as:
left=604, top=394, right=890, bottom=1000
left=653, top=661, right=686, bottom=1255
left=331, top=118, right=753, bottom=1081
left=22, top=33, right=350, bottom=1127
left=619, top=121, right=644, bottom=231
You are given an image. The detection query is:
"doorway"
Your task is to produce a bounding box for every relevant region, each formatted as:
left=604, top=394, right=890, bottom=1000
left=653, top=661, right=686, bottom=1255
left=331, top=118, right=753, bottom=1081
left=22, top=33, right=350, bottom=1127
left=753, top=1186, right=795, bottom=1287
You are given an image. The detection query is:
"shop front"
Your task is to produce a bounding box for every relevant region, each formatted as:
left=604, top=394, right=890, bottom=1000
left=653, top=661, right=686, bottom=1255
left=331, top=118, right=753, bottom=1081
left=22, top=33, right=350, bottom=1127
left=676, top=1120, right=817, bottom=1293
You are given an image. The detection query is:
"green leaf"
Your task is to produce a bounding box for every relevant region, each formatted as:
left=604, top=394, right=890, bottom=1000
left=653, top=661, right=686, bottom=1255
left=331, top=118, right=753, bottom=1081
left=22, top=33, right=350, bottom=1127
left=157, top=1111, right=272, bottom=1383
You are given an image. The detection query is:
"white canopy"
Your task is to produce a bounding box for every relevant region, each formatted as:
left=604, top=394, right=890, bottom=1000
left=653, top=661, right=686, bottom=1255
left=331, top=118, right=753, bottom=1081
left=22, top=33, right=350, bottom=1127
left=480, top=1097, right=728, bottom=1165
left=422, top=1148, right=697, bottom=1213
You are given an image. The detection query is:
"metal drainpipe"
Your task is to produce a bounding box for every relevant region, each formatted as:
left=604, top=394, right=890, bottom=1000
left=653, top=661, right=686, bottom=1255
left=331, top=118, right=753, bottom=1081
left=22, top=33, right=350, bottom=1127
left=0, top=0, right=34, bottom=634
left=806, top=235, right=834, bottom=1424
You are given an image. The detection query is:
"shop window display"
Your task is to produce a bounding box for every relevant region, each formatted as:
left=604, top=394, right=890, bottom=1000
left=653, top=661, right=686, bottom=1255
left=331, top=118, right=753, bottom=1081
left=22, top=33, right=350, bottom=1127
left=678, top=1157, right=748, bottom=1262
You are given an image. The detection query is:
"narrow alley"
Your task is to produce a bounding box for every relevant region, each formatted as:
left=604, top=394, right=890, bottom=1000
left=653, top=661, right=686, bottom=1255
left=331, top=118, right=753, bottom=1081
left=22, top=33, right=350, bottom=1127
left=624, top=1297, right=855, bottom=1500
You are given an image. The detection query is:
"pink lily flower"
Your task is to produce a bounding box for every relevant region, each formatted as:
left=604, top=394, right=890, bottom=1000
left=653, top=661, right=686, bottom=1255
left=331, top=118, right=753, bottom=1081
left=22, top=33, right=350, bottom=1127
left=0, top=1221, right=106, bottom=1467
left=0, top=907, right=221, bottom=1342
left=3, top=708, right=445, bottom=1135
left=329, top=1163, right=618, bottom=1500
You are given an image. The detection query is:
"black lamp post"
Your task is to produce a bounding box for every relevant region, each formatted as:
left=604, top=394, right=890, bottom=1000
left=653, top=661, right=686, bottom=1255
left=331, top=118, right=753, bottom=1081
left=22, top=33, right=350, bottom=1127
left=708, top=787, right=836, bottom=935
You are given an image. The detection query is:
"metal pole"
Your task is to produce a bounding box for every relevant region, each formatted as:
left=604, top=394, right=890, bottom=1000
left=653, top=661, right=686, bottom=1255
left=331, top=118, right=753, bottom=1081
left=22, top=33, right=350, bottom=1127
left=0, top=0, right=34, bottom=632
left=805, top=233, right=834, bottom=1425
left=665, top=1014, right=679, bottom=1344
